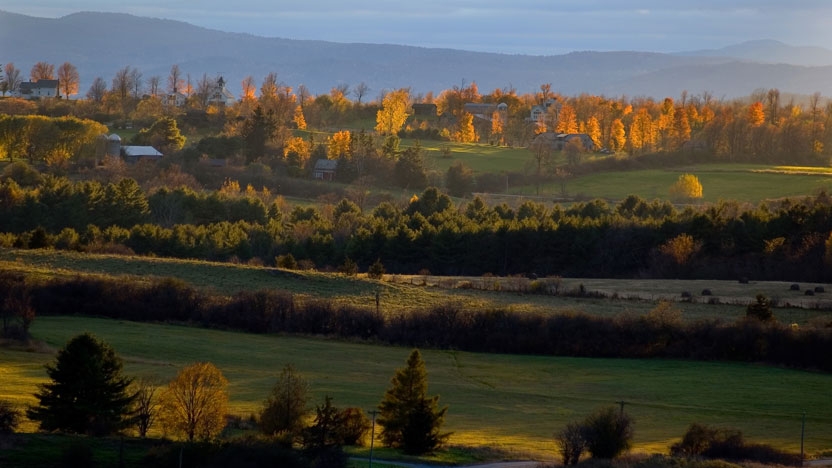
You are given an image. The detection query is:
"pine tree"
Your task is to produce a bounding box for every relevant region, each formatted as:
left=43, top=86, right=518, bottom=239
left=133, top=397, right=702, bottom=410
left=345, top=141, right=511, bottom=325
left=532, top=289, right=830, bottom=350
left=27, top=333, right=136, bottom=436
left=260, top=364, right=310, bottom=437
left=377, top=349, right=449, bottom=454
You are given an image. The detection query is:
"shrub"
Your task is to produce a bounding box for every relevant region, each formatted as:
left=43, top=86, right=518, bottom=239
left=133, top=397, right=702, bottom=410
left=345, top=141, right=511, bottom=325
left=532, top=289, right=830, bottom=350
left=556, top=421, right=587, bottom=465
left=0, top=400, right=20, bottom=433
left=368, top=258, right=386, bottom=280
left=582, top=406, right=634, bottom=459
left=671, top=423, right=800, bottom=466
left=276, top=253, right=298, bottom=270
left=338, top=407, right=371, bottom=446
left=338, top=257, right=358, bottom=276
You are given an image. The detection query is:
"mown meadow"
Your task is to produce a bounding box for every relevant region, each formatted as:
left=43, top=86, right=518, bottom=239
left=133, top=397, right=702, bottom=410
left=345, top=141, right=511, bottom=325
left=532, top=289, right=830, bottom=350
left=2, top=315, right=831, bottom=460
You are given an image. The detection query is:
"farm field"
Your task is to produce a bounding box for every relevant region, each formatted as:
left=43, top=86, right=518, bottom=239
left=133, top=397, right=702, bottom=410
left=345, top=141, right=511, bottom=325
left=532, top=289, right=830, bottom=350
left=4, top=248, right=832, bottom=325
left=539, top=164, right=832, bottom=203
left=2, top=316, right=831, bottom=460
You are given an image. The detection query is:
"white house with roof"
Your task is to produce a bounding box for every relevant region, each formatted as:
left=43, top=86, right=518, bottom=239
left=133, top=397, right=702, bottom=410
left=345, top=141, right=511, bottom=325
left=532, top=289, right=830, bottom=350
left=15, top=80, right=60, bottom=99
left=530, top=98, right=558, bottom=123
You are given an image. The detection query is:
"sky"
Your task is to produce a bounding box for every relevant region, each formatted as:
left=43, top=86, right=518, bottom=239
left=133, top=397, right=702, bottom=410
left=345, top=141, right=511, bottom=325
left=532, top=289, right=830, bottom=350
left=4, top=1, right=832, bottom=55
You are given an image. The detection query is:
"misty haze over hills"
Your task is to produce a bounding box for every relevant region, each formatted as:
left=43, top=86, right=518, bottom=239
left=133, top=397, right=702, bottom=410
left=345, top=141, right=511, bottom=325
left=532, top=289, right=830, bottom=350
left=3, top=10, right=832, bottom=100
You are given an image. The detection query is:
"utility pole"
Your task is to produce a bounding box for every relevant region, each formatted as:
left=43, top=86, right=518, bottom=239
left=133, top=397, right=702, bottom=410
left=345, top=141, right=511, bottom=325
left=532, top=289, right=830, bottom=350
left=801, top=411, right=806, bottom=466
left=616, top=400, right=626, bottom=416
left=368, top=409, right=378, bottom=468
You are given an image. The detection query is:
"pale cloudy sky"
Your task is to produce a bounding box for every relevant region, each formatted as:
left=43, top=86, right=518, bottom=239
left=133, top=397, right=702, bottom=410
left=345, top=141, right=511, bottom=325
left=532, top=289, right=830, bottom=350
left=4, top=1, right=832, bottom=55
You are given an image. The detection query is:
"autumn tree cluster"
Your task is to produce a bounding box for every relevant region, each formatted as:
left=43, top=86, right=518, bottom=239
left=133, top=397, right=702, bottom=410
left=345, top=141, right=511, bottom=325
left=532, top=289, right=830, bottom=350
left=7, top=58, right=832, bottom=174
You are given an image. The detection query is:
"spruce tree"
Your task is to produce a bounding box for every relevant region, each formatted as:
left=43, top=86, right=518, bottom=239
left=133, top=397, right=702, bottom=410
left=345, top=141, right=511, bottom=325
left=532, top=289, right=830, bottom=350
left=377, top=349, right=449, bottom=454
left=27, top=333, right=136, bottom=436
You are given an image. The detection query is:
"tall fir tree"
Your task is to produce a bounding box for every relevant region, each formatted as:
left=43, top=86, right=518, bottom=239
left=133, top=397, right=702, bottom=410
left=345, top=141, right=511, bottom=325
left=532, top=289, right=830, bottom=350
left=377, top=349, right=449, bottom=454
left=27, top=333, right=136, bottom=436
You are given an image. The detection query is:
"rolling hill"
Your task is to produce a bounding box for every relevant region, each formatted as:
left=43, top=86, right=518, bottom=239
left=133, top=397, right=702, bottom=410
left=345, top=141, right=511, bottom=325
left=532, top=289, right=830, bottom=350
left=3, top=10, right=832, bottom=99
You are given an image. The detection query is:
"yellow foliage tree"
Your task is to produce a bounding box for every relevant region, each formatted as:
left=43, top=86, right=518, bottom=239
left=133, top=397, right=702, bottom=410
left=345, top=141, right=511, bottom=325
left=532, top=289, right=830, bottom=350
left=293, top=105, right=307, bottom=130
left=454, top=112, right=476, bottom=143
left=376, top=88, right=410, bottom=135
left=585, top=116, right=601, bottom=149
left=328, top=130, right=352, bottom=159
left=609, top=118, right=626, bottom=153
left=219, top=178, right=241, bottom=197
left=748, top=102, right=765, bottom=127
left=629, top=108, right=655, bottom=154
left=284, top=136, right=311, bottom=167
left=669, top=174, right=703, bottom=201
left=490, top=110, right=504, bottom=145
left=158, top=362, right=229, bottom=441
left=659, top=233, right=701, bottom=265
left=556, top=103, right=578, bottom=134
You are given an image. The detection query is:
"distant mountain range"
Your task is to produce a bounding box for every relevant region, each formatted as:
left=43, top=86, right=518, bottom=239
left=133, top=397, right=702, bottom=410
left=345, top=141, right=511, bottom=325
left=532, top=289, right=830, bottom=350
left=3, top=10, right=832, bottom=100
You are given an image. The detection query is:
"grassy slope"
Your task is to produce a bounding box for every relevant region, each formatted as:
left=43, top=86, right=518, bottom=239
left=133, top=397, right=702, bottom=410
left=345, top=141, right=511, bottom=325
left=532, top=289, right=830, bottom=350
left=561, top=165, right=832, bottom=203
left=3, top=248, right=831, bottom=325
left=2, top=316, right=831, bottom=460
left=393, top=139, right=832, bottom=203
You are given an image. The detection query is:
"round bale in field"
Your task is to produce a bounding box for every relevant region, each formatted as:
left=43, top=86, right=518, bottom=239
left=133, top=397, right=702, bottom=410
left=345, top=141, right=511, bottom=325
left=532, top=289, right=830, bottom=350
left=815, top=286, right=825, bottom=293
left=790, top=284, right=800, bottom=291
left=701, top=289, right=712, bottom=296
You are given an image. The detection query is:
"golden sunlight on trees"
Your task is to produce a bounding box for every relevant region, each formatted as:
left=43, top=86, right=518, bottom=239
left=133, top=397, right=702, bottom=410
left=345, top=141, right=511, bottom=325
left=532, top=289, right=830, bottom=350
left=293, top=105, right=307, bottom=130
left=629, top=108, right=655, bottom=155
left=158, top=362, right=229, bottom=441
left=30, top=62, right=55, bottom=81
left=284, top=136, right=311, bottom=167
left=659, top=233, right=701, bottom=266
left=454, top=112, right=476, bottom=143
left=376, top=88, right=410, bottom=135
left=748, top=101, right=765, bottom=127
left=586, top=116, right=601, bottom=149
left=610, top=119, right=626, bottom=153
left=490, top=110, right=504, bottom=145
left=556, top=103, right=578, bottom=134
left=669, top=174, right=703, bottom=201
left=57, top=62, right=80, bottom=99
left=328, top=130, right=352, bottom=159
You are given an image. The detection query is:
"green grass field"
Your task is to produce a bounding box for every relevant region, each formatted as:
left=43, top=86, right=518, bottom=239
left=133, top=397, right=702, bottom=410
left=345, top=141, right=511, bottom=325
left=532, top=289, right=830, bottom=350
left=373, top=138, right=832, bottom=203
left=2, top=316, right=831, bottom=460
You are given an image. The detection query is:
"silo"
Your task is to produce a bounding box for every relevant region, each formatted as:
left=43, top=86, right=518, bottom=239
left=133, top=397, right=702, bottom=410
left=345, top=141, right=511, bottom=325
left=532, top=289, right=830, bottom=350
left=106, top=133, right=122, bottom=158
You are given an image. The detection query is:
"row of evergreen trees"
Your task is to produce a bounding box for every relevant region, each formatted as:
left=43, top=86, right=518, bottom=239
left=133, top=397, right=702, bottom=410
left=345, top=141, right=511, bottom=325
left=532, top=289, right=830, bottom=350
left=5, top=170, right=832, bottom=280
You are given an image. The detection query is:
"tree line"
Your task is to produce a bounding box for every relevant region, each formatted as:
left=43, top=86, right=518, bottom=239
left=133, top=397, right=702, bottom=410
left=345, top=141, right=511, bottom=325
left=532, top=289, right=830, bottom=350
left=5, top=165, right=832, bottom=281
left=2, top=273, right=831, bottom=372
left=5, top=58, right=832, bottom=166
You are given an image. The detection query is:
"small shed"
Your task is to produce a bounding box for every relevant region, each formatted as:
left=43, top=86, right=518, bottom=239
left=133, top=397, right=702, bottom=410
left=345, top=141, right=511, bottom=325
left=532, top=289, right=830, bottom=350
left=313, top=159, right=338, bottom=181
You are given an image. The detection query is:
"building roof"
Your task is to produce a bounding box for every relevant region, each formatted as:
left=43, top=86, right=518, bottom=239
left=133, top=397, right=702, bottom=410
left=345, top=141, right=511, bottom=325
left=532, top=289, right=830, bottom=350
left=314, top=159, right=338, bottom=171
left=122, top=146, right=163, bottom=157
